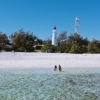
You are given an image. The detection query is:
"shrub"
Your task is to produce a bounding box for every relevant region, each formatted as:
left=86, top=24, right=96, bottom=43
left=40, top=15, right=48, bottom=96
left=17, top=47, right=26, bottom=52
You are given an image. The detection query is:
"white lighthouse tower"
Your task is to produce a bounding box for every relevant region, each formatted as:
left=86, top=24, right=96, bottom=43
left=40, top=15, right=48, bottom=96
left=75, top=17, right=80, bottom=34
left=52, top=26, right=57, bottom=46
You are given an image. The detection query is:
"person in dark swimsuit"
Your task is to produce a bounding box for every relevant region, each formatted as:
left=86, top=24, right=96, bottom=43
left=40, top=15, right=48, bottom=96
left=58, top=64, right=62, bottom=71
left=54, top=65, right=57, bottom=71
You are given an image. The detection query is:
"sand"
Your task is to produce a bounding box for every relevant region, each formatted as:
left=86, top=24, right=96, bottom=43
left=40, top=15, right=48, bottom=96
left=0, top=52, right=100, bottom=69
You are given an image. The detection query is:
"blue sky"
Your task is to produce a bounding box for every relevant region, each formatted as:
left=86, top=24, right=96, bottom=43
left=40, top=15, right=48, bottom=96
left=0, top=0, right=100, bottom=40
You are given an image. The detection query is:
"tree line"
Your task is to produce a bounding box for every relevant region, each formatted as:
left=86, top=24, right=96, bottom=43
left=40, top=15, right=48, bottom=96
left=0, top=29, right=42, bottom=52
left=41, top=31, right=100, bottom=53
left=0, top=29, right=100, bottom=53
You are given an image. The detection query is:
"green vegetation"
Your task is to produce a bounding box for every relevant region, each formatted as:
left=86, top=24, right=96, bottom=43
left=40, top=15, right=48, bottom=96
left=0, top=29, right=100, bottom=53
left=10, top=29, right=37, bottom=52
left=41, top=44, right=57, bottom=52
left=41, top=32, right=100, bottom=53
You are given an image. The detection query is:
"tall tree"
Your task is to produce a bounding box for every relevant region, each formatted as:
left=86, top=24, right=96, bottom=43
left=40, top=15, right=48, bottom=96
left=0, top=32, right=9, bottom=50
left=57, top=31, right=67, bottom=44
left=11, top=29, right=37, bottom=52
left=57, top=31, right=67, bottom=53
left=0, top=32, right=9, bottom=45
left=68, top=33, right=88, bottom=53
left=87, top=39, right=100, bottom=53
left=68, top=33, right=82, bottom=44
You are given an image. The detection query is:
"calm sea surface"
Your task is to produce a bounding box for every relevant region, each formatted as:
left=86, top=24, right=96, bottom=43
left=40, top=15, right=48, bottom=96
left=0, top=67, right=100, bottom=100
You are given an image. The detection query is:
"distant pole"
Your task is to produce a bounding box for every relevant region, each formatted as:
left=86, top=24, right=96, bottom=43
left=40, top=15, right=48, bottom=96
left=52, top=26, right=57, bottom=46
left=75, top=17, right=80, bottom=34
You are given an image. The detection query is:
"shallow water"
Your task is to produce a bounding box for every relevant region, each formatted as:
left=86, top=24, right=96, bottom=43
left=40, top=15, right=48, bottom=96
left=0, top=68, right=100, bottom=100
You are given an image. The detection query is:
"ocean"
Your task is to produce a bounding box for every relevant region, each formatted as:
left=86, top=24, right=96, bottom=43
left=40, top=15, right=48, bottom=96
left=0, top=68, right=100, bottom=100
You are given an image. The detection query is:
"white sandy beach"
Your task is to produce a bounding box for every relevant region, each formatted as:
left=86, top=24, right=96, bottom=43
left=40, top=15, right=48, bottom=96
left=0, top=52, right=100, bottom=69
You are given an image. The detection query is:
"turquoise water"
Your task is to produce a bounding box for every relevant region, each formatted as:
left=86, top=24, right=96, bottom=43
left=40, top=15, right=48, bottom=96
left=0, top=68, right=100, bottom=100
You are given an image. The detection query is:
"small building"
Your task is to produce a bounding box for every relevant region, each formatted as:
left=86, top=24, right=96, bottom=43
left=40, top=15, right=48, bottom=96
left=33, top=44, right=44, bottom=51
left=2, top=44, right=13, bottom=51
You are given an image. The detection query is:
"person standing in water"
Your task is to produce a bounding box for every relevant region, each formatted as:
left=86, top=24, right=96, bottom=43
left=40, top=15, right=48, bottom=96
left=58, top=64, right=62, bottom=71
left=54, top=65, right=57, bottom=71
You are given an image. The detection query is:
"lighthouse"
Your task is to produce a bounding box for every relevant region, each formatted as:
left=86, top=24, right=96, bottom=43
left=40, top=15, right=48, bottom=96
left=75, top=17, right=80, bottom=34
left=52, top=26, right=57, bottom=46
